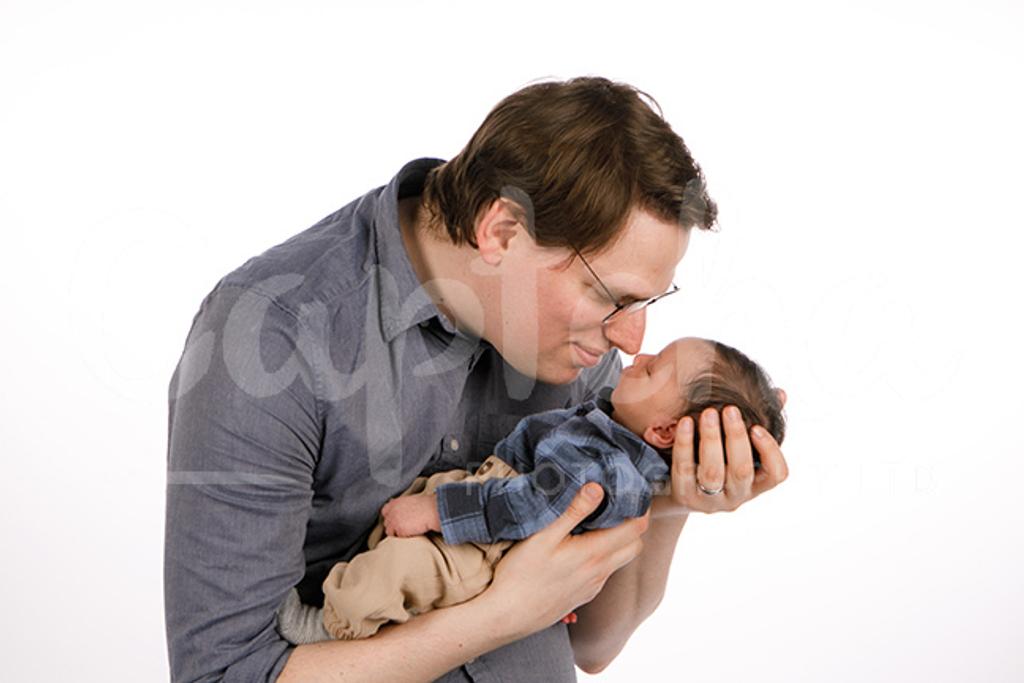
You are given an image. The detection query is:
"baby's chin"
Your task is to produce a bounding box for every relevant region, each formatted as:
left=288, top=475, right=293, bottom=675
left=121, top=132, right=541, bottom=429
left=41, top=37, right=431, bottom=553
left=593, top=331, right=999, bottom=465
left=608, top=385, right=643, bottom=418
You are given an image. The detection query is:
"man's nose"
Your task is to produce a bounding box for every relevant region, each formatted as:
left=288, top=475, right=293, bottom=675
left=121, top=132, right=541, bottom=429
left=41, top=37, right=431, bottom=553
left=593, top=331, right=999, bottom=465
left=603, top=308, right=646, bottom=356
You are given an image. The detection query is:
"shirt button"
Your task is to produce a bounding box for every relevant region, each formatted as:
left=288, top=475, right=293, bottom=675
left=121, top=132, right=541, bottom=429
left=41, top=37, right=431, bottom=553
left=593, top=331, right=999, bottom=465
left=449, top=437, right=460, bottom=451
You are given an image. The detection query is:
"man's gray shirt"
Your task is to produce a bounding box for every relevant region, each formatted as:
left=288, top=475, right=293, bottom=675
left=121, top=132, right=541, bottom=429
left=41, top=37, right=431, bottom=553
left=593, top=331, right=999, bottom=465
left=164, top=157, right=623, bottom=682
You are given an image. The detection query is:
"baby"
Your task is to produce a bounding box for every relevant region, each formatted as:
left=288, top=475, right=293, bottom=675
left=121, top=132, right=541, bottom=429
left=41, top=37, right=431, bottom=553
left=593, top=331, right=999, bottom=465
left=276, top=336, right=786, bottom=643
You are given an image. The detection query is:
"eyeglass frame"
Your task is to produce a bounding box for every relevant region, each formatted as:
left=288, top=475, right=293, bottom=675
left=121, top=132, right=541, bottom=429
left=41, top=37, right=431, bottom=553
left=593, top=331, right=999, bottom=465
left=570, top=245, right=680, bottom=325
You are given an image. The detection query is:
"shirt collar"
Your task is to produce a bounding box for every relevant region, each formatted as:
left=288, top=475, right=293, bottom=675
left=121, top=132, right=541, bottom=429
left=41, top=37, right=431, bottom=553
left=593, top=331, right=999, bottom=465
left=595, top=385, right=615, bottom=417
left=373, top=157, right=480, bottom=344
left=581, top=389, right=668, bottom=475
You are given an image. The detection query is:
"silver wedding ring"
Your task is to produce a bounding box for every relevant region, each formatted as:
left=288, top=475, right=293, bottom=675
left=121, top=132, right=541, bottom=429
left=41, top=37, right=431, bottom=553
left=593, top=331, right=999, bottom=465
left=697, top=478, right=725, bottom=495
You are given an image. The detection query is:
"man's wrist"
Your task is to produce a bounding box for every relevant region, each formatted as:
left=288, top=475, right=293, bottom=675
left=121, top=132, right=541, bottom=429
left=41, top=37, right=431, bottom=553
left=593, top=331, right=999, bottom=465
left=278, top=583, right=524, bottom=683
left=650, top=495, right=690, bottom=520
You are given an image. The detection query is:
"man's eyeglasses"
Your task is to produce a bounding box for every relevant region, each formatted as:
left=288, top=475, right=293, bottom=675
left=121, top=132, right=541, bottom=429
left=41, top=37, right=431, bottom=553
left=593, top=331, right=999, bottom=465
left=571, top=246, right=680, bottom=325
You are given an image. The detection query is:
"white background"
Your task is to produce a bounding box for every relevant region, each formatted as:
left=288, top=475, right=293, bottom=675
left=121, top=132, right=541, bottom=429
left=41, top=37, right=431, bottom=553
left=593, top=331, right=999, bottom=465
left=2, top=1, right=1022, bottom=681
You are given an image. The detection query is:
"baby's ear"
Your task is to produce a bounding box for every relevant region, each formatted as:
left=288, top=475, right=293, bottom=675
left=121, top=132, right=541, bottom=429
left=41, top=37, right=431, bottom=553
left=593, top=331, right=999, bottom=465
left=644, top=420, right=678, bottom=451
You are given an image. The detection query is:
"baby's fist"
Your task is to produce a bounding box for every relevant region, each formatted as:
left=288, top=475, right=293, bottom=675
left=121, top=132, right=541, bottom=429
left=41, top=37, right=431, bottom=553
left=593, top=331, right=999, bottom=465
left=381, top=493, right=442, bottom=537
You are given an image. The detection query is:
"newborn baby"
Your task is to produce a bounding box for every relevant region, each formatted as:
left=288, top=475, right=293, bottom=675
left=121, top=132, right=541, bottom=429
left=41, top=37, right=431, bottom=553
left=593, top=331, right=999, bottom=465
left=276, top=336, right=786, bottom=643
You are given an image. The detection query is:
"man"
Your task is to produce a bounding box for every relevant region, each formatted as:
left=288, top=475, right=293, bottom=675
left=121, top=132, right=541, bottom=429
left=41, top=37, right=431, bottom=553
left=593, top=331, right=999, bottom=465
left=165, top=76, right=788, bottom=682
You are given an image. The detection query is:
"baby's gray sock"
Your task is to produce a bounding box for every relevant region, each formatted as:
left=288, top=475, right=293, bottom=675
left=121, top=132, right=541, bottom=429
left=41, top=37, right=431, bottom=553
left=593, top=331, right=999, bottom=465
left=275, top=587, right=332, bottom=644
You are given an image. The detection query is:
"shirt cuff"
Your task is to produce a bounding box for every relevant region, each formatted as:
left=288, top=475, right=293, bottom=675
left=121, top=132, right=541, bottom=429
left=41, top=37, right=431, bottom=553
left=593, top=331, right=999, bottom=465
left=435, top=481, right=493, bottom=545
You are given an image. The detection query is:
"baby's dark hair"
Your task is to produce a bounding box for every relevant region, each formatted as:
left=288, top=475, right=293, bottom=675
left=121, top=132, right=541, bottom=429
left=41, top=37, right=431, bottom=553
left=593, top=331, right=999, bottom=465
left=655, top=338, right=786, bottom=470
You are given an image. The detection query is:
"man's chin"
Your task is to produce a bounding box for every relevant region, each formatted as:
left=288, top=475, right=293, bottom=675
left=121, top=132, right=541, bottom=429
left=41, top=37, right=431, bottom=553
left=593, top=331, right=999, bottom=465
left=521, top=364, right=582, bottom=387
left=498, top=352, right=583, bottom=386
left=540, top=362, right=585, bottom=386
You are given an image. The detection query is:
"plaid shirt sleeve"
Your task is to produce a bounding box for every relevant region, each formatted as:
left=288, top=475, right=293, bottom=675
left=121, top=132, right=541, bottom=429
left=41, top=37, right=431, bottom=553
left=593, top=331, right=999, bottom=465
left=435, top=408, right=659, bottom=545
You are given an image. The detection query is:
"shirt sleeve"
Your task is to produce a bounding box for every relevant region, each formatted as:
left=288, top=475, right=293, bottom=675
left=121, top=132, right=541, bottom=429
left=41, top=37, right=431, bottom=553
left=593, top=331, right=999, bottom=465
left=164, top=284, right=321, bottom=683
left=434, top=420, right=608, bottom=544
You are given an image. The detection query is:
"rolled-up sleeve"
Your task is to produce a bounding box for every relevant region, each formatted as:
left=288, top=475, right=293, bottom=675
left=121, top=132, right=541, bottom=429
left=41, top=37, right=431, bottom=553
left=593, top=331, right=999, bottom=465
left=164, top=283, right=322, bottom=682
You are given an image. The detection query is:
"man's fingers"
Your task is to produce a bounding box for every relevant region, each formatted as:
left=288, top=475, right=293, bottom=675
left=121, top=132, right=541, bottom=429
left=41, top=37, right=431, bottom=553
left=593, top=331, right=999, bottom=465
left=697, top=408, right=726, bottom=492
left=606, top=535, right=645, bottom=574
left=540, top=482, right=606, bottom=540
left=751, top=426, right=789, bottom=496
left=722, top=405, right=755, bottom=499
left=671, top=416, right=697, bottom=502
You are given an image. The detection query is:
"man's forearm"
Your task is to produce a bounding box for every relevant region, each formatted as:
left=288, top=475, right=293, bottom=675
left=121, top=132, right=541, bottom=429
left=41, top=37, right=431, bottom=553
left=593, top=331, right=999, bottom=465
left=277, top=590, right=519, bottom=683
left=569, top=505, right=689, bottom=673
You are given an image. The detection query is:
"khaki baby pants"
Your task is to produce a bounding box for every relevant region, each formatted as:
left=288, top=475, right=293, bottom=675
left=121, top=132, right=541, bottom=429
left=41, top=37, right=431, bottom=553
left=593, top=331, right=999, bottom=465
left=321, top=454, right=520, bottom=640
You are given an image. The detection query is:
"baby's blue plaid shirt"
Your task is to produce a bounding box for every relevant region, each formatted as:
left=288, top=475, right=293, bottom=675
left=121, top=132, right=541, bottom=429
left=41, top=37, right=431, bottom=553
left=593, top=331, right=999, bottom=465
left=434, top=388, right=671, bottom=544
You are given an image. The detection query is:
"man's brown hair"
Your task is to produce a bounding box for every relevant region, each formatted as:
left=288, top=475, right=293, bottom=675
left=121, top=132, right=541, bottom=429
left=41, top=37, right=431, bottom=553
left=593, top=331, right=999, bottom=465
left=420, top=76, right=718, bottom=258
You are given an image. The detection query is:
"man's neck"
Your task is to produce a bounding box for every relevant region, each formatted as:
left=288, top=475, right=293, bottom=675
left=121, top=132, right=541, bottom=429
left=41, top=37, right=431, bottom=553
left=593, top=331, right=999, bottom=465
left=398, top=195, right=484, bottom=336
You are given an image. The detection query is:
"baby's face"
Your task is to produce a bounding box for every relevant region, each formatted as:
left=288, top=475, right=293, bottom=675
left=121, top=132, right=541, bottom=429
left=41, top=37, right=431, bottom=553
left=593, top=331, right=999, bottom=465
left=610, top=337, right=714, bottom=444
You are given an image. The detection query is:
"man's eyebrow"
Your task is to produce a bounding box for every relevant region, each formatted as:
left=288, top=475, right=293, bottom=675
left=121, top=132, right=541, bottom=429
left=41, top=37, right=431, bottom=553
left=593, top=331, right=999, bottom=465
left=611, top=286, right=660, bottom=304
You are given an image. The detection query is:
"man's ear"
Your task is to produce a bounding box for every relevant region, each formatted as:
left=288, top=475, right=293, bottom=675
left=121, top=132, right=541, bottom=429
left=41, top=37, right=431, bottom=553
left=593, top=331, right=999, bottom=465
left=644, top=419, right=678, bottom=451
left=474, top=198, right=529, bottom=266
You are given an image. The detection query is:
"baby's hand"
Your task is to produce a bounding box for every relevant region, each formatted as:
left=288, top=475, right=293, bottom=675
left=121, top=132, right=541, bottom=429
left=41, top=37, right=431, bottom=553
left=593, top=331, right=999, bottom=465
left=380, top=493, right=442, bottom=537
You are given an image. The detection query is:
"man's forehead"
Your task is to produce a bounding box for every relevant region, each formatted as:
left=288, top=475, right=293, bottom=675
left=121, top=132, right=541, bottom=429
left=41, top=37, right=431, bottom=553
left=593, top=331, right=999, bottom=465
left=590, top=213, right=689, bottom=297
